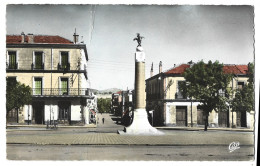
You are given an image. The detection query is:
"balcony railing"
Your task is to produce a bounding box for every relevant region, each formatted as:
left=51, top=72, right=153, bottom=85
left=58, top=63, right=70, bottom=71
left=32, top=88, right=90, bottom=96
left=31, top=63, right=44, bottom=70
left=175, top=92, right=187, bottom=99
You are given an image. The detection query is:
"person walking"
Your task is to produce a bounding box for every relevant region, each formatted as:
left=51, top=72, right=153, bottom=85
left=102, top=118, right=105, bottom=124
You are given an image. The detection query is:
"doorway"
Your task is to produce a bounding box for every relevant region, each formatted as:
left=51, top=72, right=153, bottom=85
left=33, top=102, right=45, bottom=124
left=58, top=101, right=71, bottom=124
left=197, top=108, right=204, bottom=125
left=176, top=106, right=187, bottom=126
left=237, top=111, right=247, bottom=127
left=218, top=111, right=229, bottom=127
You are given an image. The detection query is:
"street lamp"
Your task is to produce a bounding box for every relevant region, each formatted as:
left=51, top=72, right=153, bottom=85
left=186, top=82, right=193, bottom=127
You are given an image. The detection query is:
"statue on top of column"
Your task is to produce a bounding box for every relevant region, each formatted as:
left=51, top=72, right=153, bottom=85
left=133, top=33, right=144, bottom=47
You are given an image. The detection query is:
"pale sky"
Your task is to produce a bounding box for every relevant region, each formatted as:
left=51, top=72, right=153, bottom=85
left=6, top=5, right=254, bottom=90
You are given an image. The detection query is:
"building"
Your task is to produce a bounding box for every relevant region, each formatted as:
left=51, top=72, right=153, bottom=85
left=111, top=92, right=120, bottom=115
left=87, top=91, right=98, bottom=124
left=145, top=62, right=254, bottom=129
left=6, top=32, right=95, bottom=125
left=111, top=90, right=134, bottom=125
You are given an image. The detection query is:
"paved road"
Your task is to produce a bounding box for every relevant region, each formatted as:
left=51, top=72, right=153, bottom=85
left=5, top=113, right=256, bottom=161
left=7, top=144, right=254, bottom=161
left=96, top=113, right=123, bottom=133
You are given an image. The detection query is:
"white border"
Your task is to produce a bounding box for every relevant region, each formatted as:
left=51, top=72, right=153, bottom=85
left=1, top=1, right=259, bottom=166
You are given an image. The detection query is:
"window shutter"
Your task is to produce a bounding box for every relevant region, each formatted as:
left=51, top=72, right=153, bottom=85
left=6, top=51, right=9, bottom=66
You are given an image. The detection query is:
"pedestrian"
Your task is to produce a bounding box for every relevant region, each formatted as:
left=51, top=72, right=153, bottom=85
left=102, top=118, right=105, bottom=124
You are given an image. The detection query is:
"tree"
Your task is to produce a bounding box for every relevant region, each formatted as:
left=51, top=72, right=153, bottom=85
left=179, top=60, right=232, bottom=131
left=231, top=63, right=254, bottom=117
left=6, top=79, right=32, bottom=116
left=97, top=98, right=111, bottom=113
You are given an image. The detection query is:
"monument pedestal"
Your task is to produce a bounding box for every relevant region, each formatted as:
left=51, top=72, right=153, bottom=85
left=118, top=45, right=164, bottom=135
left=118, top=108, right=163, bottom=135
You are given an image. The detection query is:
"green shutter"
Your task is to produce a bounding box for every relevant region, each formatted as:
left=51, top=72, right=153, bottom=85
left=61, top=52, right=68, bottom=69
left=9, top=52, right=16, bottom=69
left=35, top=52, right=42, bottom=69
left=35, top=78, right=42, bottom=95
left=61, top=78, right=68, bottom=94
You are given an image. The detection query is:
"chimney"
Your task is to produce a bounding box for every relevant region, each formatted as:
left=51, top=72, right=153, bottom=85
left=188, top=60, right=194, bottom=67
left=27, top=33, right=34, bottom=43
left=150, top=62, right=153, bottom=77
left=73, top=28, right=79, bottom=44
left=21, top=32, right=25, bottom=43
left=159, top=61, right=162, bottom=73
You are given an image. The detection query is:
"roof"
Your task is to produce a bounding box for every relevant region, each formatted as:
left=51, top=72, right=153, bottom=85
left=223, top=65, right=248, bottom=75
left=147, top=64, right=249, bottom=82
left=164, top=64, right=248, bottom=75
left=6, top=35, right=73, bottom=44
left=165, top=64, right=190, bottom=74
left=6, top=34, right=88, bottom=61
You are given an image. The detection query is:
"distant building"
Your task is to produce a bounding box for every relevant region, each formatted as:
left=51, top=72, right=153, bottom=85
left=6, top=32, right=95, bottom=125
left=111, top=92, right=120, bottom=115
left=111, top=90, right=134, bottom=125
left=146, top=62, right=254, bottom=129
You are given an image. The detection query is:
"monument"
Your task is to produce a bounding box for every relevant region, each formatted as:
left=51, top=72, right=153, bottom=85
left=118, top=33, right=164, bottom=135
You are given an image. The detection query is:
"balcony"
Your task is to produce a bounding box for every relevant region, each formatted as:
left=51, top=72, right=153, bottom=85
left=32, top=88, right=90, bottom=96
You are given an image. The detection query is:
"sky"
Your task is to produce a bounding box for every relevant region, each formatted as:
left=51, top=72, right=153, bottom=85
left=6, top=4, right=254, bottom=90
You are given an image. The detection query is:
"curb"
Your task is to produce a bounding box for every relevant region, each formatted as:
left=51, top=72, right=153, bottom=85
left=6, top=142, right=254, bottom=146
left=6, top=125, right=97, bottom=128
left=156, top=127, right=254, bottom=132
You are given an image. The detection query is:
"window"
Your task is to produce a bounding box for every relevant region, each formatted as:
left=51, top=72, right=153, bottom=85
left=8, top=51, right=17, bottom=69
left=33, top=52, right=44, bottom=69
left=59, top=52, right=69, bottom=70
left=60, top=78, right=68, bottom=95
left=176, top=81, right=186, bottom=99
left=34, top=78, right=42, bottom=95
left=237, top=82, right=245, bottom=89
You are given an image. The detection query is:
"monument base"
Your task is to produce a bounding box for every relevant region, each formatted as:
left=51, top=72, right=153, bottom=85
left=118, top=109, right=164, bottom=135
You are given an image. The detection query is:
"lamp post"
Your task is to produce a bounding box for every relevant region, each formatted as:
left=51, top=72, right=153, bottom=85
left=27, top=106, right=30, bottom=125
left=190, top=96, right=193, bottom=127
left=186, top=82, right=193, bottom=127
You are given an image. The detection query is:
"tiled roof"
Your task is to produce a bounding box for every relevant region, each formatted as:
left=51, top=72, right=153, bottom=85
left=164, top=64, right=190, bottom=74
left=164, top=64, right=248, bottom=75
left=6, top=35, right=73, bottom=44
left=223, top=65, right=248, bottom=74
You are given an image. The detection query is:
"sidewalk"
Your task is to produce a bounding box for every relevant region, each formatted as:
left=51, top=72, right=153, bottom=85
left=6, top=131, right=254, bottom=146
left=6, top=124, right=254, bottom=132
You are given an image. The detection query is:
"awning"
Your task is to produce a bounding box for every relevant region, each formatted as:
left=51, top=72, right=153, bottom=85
left=90, top=109, right=96, bottom=115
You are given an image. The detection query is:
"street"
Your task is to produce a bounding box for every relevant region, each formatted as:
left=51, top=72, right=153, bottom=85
left=7, top=144, right=254, bottom=161
left=6, top=113, right=255, bottom=161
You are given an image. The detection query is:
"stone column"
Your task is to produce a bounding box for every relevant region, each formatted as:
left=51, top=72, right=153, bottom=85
left=135, top=47, right=146, bottom=109
left=118, top=46, right=163, bottom=135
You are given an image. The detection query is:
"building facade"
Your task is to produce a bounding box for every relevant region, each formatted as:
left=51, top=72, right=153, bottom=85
left=146, top=62, right=254, bottom=129
left=6, top=32, right=95, bottom=125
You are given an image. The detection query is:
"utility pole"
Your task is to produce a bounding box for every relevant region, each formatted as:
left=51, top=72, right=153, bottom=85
left=78, top=57, right=81, bottom=95
left=191, top=96, right=193, bottom=127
